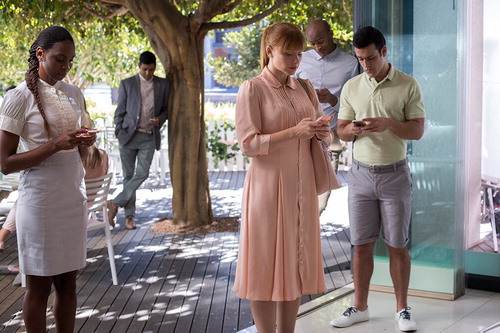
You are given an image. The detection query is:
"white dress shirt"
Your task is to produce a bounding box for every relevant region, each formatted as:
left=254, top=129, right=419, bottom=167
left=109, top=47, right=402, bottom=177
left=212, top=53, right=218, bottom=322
left=138, top=74, right=154, bottom=131
left=296, top=46, right=359, bottom=130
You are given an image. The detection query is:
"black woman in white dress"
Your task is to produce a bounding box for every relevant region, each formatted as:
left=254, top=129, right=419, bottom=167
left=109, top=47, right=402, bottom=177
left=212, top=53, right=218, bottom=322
left=0, top=26, right=96, bottom=332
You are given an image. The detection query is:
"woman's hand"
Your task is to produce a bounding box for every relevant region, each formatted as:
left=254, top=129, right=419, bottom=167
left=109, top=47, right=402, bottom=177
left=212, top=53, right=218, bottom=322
left=76, top=128, right=97, bottom=147
left=53, top=129, right=96, bottom=151
left=293, top=118, right=316, bottom=140
left=312, top=117, right=331, bottom=141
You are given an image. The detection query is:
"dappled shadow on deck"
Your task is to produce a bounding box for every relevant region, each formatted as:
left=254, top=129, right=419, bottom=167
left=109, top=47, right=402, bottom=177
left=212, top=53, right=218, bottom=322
left=0, top=171, right=352, bottom=332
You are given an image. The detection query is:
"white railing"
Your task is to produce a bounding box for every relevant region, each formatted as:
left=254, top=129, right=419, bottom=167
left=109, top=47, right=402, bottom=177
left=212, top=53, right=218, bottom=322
left=206, top=119, right=249, bottom=171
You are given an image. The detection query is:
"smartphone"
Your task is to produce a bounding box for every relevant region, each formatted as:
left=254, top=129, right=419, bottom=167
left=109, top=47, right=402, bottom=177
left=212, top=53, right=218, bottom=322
left=352, top=120, right=366, bottom=127
left=76, top=129, right=99, bottom=138
left=316, top=115, right=334, bottom=122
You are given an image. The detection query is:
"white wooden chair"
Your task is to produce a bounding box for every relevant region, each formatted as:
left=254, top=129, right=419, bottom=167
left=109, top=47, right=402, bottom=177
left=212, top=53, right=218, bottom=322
left=85, top=173, right=118, bottom=285
left=481, top=175, right=500, bottom=253
left=103, top=127, right=121, bottom=184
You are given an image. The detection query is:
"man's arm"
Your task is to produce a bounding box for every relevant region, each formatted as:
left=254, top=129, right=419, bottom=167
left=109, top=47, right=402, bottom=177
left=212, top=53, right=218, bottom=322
left=316, top=88, right=338, bottom=107
left=337, top=117, right=424, bottom=142
left=337, top=119, right=362, bottom=142
left=361, top=117, right=425, bottom=140
left=114, top=80, right=127, bottom=135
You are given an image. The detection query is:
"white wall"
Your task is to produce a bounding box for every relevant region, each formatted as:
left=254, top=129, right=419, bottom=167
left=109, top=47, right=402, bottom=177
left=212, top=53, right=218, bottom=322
left=482, top=0, right=500, bottom=178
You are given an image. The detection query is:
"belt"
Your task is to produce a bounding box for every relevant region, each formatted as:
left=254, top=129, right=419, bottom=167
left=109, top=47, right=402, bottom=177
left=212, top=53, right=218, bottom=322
left=353, top=158, right=407, bottom=174
left=136, top=128, right=153, bottom=134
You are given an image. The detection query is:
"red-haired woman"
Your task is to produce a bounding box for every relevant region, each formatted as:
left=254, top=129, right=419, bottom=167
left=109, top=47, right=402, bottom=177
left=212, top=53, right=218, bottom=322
left=233, top=22, right=334, bottom=333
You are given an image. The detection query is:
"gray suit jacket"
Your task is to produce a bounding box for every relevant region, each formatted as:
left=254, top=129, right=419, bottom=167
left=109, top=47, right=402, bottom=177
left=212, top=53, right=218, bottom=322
left=114, top=74, right=170, bottom=150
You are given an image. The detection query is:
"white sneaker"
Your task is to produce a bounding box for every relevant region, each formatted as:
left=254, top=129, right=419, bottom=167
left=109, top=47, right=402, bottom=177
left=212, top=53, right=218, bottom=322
left=330, top=306, right=369, bottom=327
left=395, top=307, right=417, bottom=331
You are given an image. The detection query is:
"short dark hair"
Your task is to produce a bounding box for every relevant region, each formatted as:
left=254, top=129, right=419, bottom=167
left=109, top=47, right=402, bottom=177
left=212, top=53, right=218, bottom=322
left=139, top=51, right=156, bottom=65
left=353, top=26, right=386, bottom=53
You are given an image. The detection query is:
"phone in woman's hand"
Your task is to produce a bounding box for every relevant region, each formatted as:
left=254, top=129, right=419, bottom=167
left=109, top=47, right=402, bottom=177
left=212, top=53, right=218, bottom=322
left=76, top=129, right=99, bottom=138
left=316, top=115, right=333, bottom=123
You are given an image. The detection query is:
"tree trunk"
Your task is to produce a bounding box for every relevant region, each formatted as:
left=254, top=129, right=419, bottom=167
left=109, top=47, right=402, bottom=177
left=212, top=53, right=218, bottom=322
left=167, top=41, right=213, bottom=226
left=125, top=1, right=213, bottom=226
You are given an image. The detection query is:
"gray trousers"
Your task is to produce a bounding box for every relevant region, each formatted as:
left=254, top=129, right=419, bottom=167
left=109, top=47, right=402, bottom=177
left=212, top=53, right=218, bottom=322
left=113, top=132, right=155, bottom=217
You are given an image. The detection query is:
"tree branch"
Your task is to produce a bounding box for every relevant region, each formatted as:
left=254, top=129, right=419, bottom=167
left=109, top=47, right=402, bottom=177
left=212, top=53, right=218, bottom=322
left=217, top=0, right=243, bottom=15
left=61, top=0, right=129, bottom=20
left=96, top=0, right=127, bottom=5
left=81, top=5, right=129, bottom=20
left=200, top=0, right=287, bottom=33
left=197, top=0, right=242, bottom=20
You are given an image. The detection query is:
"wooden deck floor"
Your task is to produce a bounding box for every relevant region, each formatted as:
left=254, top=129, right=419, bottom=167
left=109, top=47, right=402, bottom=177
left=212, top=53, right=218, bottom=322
left=0, top=171, right=352, bottom=332
left=469, top=233, right=499, bottom=253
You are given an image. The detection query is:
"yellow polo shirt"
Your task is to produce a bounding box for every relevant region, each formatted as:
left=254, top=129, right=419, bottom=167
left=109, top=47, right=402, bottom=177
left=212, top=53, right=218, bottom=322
left=339, top=65, right=425, bottom=165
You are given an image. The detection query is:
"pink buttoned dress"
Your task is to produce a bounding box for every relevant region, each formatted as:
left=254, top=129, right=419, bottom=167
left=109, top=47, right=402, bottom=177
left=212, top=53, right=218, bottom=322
left=233, top=67, right=327, bottom=301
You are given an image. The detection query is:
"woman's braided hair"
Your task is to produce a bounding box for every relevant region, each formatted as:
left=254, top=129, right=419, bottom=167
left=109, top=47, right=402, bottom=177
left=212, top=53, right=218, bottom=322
left=25, top=26, right=74, bottom=138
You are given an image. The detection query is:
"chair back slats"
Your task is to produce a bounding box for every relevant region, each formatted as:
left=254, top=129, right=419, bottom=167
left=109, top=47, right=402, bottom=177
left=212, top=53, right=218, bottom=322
left=84, top=172, right=118, bottom=285
left=85, top=173, right=112, bottom=212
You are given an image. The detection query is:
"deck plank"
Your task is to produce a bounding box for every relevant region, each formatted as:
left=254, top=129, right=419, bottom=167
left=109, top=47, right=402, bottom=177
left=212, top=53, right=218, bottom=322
left=170, top=233, right=211, bottom=333
left=189, top=232, right=227, bottom=333
left=168, top=233, right=211, bottom=333
left=205, top=233, right=239, bottom=333
left=141, top=233, right=186, bottom=333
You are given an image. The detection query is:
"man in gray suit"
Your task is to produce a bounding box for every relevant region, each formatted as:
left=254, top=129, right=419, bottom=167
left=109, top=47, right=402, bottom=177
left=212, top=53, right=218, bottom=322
left=107, top=51, right=170, bottom=229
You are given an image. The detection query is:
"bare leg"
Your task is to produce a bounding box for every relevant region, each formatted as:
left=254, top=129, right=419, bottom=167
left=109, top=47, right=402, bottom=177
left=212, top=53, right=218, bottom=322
left=23, top=275, right=53, bottom=332
left=250, top=300, right=276, bottom=333
left=277, top=297, right=301, bottom=333
left=353, top=242, right=375, bottom=311
left=0, top=203, right=16, bottom=250
left=388, top=245, right=411, bottom=311
left=53, top=270, right=78, bottom=333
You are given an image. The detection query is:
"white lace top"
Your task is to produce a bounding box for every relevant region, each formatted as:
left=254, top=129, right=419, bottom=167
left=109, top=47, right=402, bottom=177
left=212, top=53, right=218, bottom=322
left=0, top=79, right=86, bottom=152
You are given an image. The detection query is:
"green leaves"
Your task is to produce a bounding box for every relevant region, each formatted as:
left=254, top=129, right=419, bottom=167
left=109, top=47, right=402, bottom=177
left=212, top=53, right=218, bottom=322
left=208, top=0, right=354, bottom=87
left=207, top=22, right=263, bottom=87
left=0, top=1, right=159, bottom=91
left=206, top=118, right=239, bottom=169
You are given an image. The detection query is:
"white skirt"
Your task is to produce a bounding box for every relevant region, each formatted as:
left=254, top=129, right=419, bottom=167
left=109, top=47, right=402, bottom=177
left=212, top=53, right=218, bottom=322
left=16, top=150, right=87, bottom=276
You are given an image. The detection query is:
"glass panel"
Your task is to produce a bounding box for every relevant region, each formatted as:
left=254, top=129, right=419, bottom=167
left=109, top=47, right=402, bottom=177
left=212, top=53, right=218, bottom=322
left=358, top=0, right=463, bottom=295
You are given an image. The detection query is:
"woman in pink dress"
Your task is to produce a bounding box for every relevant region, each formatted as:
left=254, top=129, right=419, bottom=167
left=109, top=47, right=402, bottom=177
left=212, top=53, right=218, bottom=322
left=233, top=22, right=333, bottom=333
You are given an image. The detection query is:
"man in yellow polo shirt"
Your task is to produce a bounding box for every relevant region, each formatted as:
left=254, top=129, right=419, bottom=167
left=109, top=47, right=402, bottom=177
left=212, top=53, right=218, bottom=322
left=330, top=26, right=425, bottom=332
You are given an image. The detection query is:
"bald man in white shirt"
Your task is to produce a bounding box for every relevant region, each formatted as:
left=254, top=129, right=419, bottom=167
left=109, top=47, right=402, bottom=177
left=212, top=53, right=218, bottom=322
left=295, top=18, right=359, bottom=213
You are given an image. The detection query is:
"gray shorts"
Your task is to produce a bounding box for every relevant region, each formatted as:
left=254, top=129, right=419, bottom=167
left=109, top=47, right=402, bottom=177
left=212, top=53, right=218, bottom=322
left=347, top=159, right=412, bottom=248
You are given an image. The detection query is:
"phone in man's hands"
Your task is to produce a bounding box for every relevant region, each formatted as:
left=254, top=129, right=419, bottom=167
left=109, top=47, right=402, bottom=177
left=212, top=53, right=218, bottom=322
left=352, top=120, right=366, bottom=127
